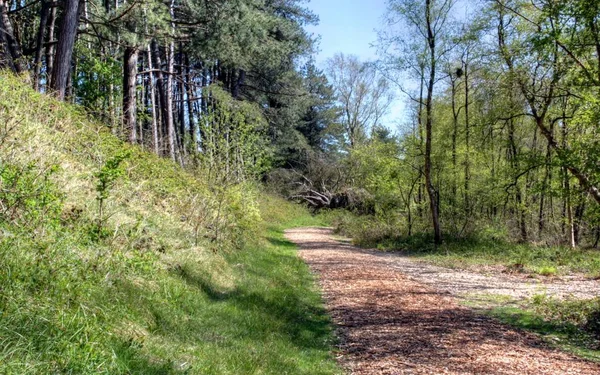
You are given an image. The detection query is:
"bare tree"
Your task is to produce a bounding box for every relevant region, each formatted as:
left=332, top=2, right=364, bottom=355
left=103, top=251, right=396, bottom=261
left=326, top=53, right=394, bottom=148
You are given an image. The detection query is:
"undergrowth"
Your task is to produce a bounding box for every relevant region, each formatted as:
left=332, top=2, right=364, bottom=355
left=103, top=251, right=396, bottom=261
left=0, top=74, right=340, bottom=374
left=326, top=210, right=600, bottom=277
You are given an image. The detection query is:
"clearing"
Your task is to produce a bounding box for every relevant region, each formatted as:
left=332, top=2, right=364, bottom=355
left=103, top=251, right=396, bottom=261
left=285, top=227, right=600, bottom=375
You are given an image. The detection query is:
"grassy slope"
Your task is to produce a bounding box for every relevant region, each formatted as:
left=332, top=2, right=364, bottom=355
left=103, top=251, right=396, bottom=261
left=0, top=74, right=340, bottom=374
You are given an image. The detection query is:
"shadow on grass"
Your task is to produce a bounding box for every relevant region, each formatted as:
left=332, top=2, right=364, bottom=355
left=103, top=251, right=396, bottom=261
left=171, top=260, right=333, bottom=351
left=267, top=236, right=297, bottom=249
left=484, top=306, right=600, bottom=360
left=113, top=339, right=174, bottom=375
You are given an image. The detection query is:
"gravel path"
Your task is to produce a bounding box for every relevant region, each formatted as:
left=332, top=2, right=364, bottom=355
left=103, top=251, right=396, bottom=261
left=285, top=227, right=600, bottom=375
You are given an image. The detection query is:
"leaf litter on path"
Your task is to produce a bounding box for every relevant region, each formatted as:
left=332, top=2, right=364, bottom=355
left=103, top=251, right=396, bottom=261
left=285, top=227, right=600, bottom=375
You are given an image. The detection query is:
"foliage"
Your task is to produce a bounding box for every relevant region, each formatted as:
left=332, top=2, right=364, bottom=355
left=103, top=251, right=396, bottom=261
left=197, top=86, right=271, bottom=182
left=0, top=161, right=63, bottom=233
left=326, top=53, right=394, bottom=148
left=93, top=149, right=131, bottom=241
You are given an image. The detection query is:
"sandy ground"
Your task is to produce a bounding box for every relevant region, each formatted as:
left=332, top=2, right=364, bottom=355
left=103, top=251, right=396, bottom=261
left=285, top=227, right=600, bottom=375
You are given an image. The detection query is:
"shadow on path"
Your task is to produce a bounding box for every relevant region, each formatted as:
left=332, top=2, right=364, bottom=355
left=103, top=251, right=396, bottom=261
left=285, top=227, right=600, bottom=375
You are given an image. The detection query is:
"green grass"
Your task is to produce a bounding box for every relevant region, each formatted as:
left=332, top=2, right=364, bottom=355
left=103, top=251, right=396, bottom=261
left=0, top=206, right=341, bottom=374
left=462, top=293, right=600, bottom=362
left=327, top=210, right=600, bottom=276
left=0, top=73, right=340, bottom=374
left=479, top=305, right=600, bottom=362
left=416, top=238, right=600, bottom=277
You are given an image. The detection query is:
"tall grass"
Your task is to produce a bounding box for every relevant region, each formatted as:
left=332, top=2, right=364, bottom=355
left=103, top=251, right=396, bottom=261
left=0, top=74, right=340, bottom=374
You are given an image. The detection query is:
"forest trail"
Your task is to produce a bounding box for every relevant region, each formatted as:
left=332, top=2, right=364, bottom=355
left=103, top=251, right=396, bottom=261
left=285, top=227, right=600, bottom=375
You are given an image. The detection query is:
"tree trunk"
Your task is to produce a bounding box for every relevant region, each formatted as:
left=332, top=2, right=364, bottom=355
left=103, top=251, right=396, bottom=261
left=33, top=0, right=51, bottom=90
left=185, top=53, right=198, bottom=149
left=152, top=40, right=167, bottom=156
left=45, top=4, right=57, bottom=87
left=565, top=175, right=576, bottom=249
left=0, top=0, right=27, bottom=75
left=50, top=0, right=82, bottom=100
left=463, top=57, right=471, bottom=217
left=450, top=75, right=459, bottom=206
left=508, top=115, right=528, bottom=243
left=123, top=46, right=139, bottom=144
left=165, top=40, right=176, bottom=161
left=538, top=144, right=552, bottom=237
left=425, top=0, right=442, bottom=245
left=147, top=45, right=159, bottom=155
left=0, top=9, right=10, bottom=71
left=232, top=69, right=245, bottom=99
left=177, top=44, right=186, bottom=157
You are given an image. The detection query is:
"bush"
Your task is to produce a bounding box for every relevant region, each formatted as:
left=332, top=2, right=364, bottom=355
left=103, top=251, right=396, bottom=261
left=532, top=295, right=600, bottom=338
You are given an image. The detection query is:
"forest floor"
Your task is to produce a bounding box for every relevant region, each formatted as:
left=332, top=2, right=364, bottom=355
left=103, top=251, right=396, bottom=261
left=285, top=227, right=600, bottom=375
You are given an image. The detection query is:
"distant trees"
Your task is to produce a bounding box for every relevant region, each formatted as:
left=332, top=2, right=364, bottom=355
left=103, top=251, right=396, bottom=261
left=379, top=0, right=456, bottom=244
left=354, top=0, right=600, bottom=247
left=326, top=53, right=393, bottom=148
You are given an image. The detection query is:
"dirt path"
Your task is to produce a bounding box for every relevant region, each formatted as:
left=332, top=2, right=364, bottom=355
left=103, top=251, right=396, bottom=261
left=285, top=227, right=600, bottom=375
left=331, top=239, right=600, bottom=301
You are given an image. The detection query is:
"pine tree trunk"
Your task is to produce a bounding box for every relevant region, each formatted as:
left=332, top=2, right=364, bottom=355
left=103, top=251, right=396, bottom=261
left=177, top=44, right=186, bottom=157
left=147, top=45, right=159, bottom=155
left=166, top=41, right=176, bottom=161
left=232, top=69, right=245, bottom=98
left=185, top=53, right=198, bottom=148
left=50, top=0, right=82, bottom=100
left=45, top=4, right=57, bottom=86
left=152, top=40, right=167, bottom=156
left=33, top=0, right=51, bottom=91
left=0, top=0, right=27, bottom=75
left=123, top=46, right=139, bottom=144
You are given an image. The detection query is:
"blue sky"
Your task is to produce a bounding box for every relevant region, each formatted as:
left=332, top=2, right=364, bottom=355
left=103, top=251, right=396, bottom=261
left=305, top=0, right=387, bottom=65
left=304, top=0, right=406, bottom=129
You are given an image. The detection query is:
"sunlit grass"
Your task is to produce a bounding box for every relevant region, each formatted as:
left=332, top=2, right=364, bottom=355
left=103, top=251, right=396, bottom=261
left=0, top=74, right=340, bottom=374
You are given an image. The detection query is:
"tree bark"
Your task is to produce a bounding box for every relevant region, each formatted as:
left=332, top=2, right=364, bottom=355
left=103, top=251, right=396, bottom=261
left=45, top=3, right=57, bottom=86
left=185, top=53, right=198, bottom=148
left=123, top=46, right=139, bottom=144
left=167, top=43, right=176, bottom=161
left=0, top=0, right=27, bottom=75
left=50, top=0, right=82, bottom=100
left=152, top=40, right=167, bottom=156
left=463, top=57, right=471, bottom=217
left=425, top=0, right=442, bottom=245
left=33, top=0, right=51, bottom=90
left=147, top=45, right=159, bottom=155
